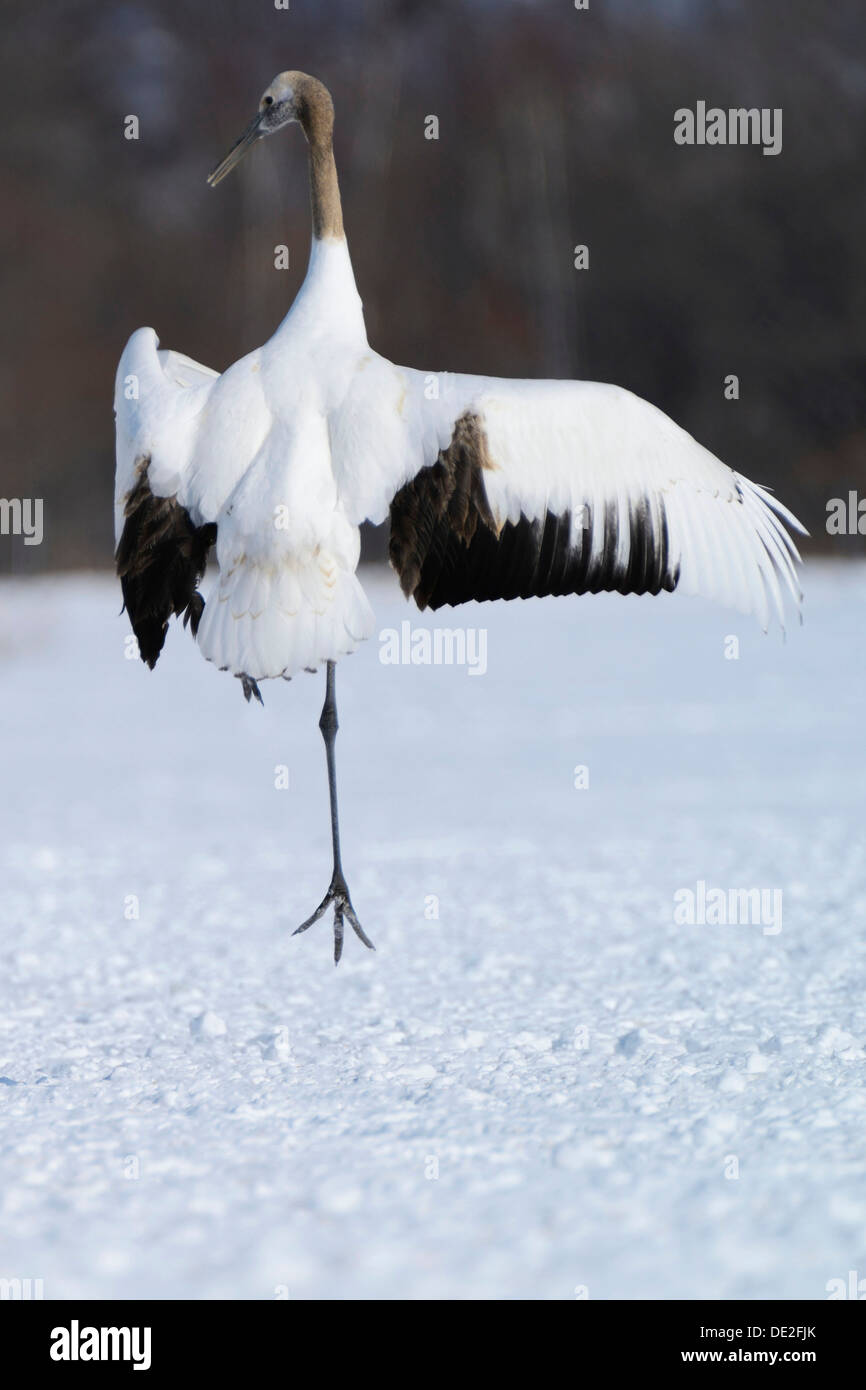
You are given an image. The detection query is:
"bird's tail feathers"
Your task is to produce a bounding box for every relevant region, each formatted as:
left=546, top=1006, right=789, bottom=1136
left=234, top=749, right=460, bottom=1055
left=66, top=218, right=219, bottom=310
left=196, top=553, right=375, bottom=680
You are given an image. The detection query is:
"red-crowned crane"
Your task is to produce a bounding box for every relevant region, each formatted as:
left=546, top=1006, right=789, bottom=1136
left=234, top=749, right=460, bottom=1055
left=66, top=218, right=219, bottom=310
left=115, top=72, right=805, bottom=962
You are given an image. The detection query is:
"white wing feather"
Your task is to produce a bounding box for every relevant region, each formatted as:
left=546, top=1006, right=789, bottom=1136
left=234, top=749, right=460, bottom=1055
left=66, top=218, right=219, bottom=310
left=113, top=327, right=220, bottom=542
left=331, top=359, right=805, bottom=629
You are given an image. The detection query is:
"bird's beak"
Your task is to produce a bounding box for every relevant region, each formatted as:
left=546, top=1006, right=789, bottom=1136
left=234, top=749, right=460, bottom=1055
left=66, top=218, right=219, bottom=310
left=207, top=112, right=264, bottom=187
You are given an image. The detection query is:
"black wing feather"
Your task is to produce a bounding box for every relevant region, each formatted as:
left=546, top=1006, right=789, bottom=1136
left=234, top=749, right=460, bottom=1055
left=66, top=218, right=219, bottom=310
left=389, top=412, right=679, bottom=611
left=115, top=457, right=216, bottom=668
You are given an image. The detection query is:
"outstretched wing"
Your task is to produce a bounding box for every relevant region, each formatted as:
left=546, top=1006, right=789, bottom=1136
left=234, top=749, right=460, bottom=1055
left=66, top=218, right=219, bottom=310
left=114, top=328, right=221, bottom=667
left=332, top=359, right=805, bottom=630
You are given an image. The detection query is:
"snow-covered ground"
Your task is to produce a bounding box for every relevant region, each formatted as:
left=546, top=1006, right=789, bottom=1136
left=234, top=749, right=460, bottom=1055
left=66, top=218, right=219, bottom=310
left=0, top=562, right=865, bottom=1300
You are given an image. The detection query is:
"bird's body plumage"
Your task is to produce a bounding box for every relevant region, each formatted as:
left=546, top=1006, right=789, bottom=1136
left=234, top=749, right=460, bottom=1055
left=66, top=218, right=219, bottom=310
left=116, top=238, right=377, bottom=680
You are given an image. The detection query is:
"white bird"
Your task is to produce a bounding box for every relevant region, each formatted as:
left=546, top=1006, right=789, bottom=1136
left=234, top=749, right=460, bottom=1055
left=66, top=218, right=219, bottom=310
left=115, top=71, right=806, bottom=962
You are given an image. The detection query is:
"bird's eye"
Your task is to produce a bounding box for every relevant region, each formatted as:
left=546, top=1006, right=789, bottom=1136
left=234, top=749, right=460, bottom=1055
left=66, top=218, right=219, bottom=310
left=263, top=95, right=274, bottom=107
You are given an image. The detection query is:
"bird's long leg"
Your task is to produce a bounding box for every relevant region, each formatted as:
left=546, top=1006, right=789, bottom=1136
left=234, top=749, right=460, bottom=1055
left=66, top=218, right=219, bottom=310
left=293, top=661, right=374, bottom=964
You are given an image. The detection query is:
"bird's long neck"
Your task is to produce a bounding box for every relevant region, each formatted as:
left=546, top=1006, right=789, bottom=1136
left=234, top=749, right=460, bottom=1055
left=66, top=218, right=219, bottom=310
left=308, top=133, right=344, bottom=242
left=287, top=77, right=365, bottom=343
left=299, top=86, right=344, bottom=242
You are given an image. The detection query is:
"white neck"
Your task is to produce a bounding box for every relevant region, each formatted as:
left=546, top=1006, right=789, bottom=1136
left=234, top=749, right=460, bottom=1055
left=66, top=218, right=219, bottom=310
left=288, top=236, right=366, bottom=342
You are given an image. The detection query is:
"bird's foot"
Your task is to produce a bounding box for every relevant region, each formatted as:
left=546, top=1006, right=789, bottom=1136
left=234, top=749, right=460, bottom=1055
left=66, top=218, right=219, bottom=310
left=293, top=872, right=375, bottom=965
left=237, top=673, right=263, bottom=705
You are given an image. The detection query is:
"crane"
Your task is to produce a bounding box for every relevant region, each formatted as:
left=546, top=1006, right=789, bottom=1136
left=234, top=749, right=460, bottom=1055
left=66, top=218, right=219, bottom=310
left=115, top=71, right=805, bottom=963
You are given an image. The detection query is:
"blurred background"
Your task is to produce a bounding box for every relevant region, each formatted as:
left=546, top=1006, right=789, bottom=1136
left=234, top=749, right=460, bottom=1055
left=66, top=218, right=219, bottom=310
left=1, top=0, right=864, bottom=573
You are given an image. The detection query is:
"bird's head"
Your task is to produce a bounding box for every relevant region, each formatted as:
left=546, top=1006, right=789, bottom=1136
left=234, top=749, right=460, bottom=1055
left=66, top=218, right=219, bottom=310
left=207, top=71, right=334, bottom=187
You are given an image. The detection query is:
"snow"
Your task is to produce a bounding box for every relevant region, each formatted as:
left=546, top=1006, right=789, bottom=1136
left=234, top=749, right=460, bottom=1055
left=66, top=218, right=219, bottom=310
left=0, top=562, right=865, bottom=1300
